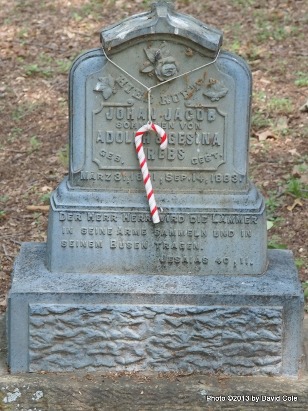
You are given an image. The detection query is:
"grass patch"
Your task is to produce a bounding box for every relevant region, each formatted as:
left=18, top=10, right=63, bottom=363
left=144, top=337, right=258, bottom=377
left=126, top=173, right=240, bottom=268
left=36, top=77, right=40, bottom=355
left=296, top=259, right=305, bottom=270
left=286, top=178, right=308, bottom=199
left=24, top=52, right=73, bottom=78
left=251, top=111, right=272, bottom=129
left=267, top=97, right=293, bottom=115
left=11, top=103, right=38, bottom=122
left=7, top=127, right=23, bottom=143
left=233, top=0, right=255, bottom=6
left=268, top=234, right=287, bottom=250
left=58, top=144, right=69, bottom=167
left=29, top=136, right=41, bottom=152
left=265, top=192, right=281, bottom=220
left=0, top=210, right=6, bottom=220
left=295, top=72, right=308, bottom=87
left=25, top=63, right=52, bottom=78
left=252, top=10, right=298, bottom=43
left=0, top=195, right=9, bottom=204
left=40, top=193, right=51, bottom=205
left=56, top=59, right=72, bottom=74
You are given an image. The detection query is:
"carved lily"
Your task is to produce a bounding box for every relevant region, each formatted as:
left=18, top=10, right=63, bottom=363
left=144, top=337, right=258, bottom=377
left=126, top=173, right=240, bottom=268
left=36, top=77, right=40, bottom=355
left=94, top=74, right=116, bottom=100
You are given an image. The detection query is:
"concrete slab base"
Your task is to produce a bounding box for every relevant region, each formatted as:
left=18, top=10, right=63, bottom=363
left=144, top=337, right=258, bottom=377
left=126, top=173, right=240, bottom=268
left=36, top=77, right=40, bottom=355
left=7, top=244, right=304, bottom=376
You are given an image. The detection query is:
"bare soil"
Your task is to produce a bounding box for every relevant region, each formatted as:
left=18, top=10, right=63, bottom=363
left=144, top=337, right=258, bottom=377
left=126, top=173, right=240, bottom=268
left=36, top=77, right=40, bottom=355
left=0, top=0, right=307, bottom=313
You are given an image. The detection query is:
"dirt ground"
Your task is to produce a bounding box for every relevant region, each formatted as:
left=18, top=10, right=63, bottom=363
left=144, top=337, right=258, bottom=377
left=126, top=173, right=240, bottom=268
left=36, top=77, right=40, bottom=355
left=0, top=0, right=307, bottom=313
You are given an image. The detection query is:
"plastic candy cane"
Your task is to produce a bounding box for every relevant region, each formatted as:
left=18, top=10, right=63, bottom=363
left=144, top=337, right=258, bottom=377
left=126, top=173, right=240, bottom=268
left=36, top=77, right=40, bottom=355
left=135, top=122, right=167, bottom=224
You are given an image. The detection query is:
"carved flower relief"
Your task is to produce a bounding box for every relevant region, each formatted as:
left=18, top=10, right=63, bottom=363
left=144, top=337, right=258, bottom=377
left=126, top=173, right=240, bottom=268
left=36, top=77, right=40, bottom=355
left=140, top=42, right=179, bottom=82
left=203, top=78, right=228, bottom=102
left=94, top=74, right=116, bottom=100
left=155, top=56, right=178, bottom=81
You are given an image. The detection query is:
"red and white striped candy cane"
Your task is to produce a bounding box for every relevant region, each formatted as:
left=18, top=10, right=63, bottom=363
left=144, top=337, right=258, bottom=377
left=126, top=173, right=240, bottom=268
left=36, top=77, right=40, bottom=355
left=135, top=122, right=167, bottom=224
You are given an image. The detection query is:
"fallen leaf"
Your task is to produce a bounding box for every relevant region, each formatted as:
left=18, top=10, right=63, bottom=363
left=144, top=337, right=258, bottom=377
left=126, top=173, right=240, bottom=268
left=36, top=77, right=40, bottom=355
left=288, top=149, right=301, bottom=156
left=275, top=116, right=288, bottom=130
left=260, top=78, right=271, bottom=85
left=287, top=198, right=303, bottom=212
left=267, top=221, right=274, bottom=230
left=41, top=185, right=52, bottom=192
left=257, top=129, right=277, bottom=141
left=300, top=99, right=308, bottom=112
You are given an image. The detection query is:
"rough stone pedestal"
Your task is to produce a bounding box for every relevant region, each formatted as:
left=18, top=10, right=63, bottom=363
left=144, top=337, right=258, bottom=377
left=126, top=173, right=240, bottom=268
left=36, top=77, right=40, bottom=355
left=8, top=244, right=303, bottom=376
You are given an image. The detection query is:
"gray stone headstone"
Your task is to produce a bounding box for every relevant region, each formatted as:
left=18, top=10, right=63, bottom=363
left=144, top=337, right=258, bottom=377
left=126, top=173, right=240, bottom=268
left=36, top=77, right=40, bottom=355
left=7, top=1, right=303, bottom=376
left=46, top=1, right=266, bottom=276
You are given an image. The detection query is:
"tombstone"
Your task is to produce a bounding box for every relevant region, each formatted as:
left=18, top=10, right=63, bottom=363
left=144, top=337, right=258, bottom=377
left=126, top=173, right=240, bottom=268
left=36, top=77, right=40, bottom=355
left=8, top=1, right=303, bottom=375
left=47, top=2, right=266, bottom=276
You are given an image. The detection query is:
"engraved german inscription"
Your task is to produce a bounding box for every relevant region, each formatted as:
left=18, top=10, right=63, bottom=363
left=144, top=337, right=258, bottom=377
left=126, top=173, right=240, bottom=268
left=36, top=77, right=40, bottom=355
left=61, top=240, right=104, bottom=248
left=110, top=240, right=148, bottom=249
left=92, top=105, right=226, bottom=175
left=159, top=255, right=208, bottom=264
left=69, top=38, right=242, bottom=192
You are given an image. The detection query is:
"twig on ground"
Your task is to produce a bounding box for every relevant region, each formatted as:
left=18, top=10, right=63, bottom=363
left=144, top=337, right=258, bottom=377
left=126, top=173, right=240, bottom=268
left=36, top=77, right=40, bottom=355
left=2, top=245, right=13, bottom=261
left=9, top=239, right=22, bottom=245
left=26, top=205, right=49, bottom=212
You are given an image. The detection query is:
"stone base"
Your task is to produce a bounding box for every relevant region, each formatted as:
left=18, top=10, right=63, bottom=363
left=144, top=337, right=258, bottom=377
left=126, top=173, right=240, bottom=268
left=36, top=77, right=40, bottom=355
left=8, top=244, right=303, bottom=375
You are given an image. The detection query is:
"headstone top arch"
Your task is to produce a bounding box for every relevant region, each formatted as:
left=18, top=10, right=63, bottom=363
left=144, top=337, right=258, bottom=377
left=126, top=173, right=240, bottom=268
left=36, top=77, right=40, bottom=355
left=100, top=1, right=222, bottom=55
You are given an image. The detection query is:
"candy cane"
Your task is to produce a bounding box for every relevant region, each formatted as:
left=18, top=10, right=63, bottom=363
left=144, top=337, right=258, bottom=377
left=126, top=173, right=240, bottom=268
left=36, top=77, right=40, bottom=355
left=135, top=122, right=167, bottom=224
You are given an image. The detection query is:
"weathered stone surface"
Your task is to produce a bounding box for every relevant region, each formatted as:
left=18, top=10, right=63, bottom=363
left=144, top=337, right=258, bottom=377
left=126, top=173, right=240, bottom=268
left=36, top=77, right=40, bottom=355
left=100, top=1, right=223, bottom=54
left=1, top=314, right=308, bottom=411
left=8, top=244, right=303, bottom=375
left=29, top=304, right=282, bottom=373
left=46, top=196, right=267, bottom=275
